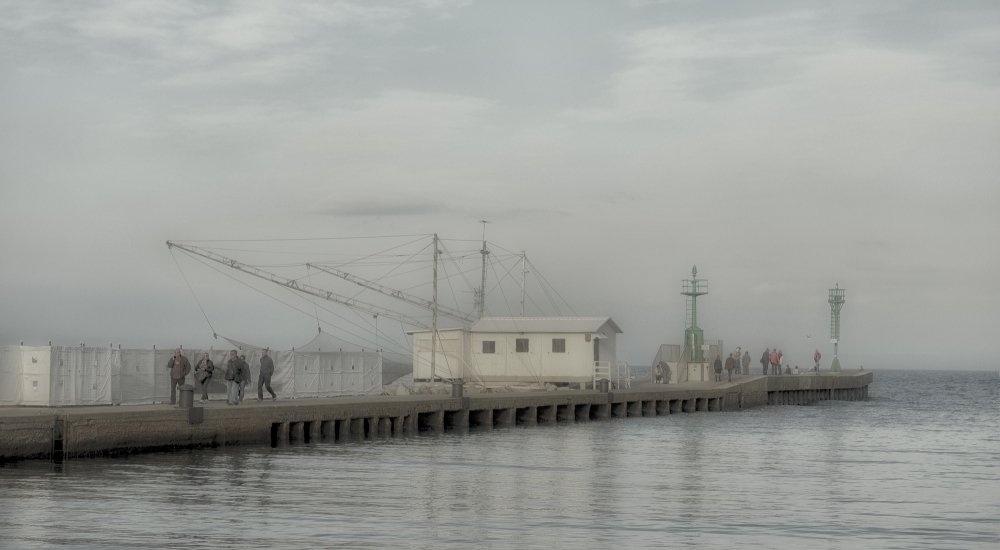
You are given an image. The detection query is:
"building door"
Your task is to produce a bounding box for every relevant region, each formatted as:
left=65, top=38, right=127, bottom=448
left=593, top=338, right=599, bottom=362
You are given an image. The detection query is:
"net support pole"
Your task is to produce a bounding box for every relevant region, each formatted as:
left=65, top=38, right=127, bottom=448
left=520, top=252, right=526, bottom=317
left=431, top=233, right=438, bottom=383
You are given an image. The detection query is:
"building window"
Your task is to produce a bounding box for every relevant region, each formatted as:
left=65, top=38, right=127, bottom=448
left=482, top=341, right=496, bottom=354
left=552, top=338, right=566, bottom=353
left=516, top=338, right=529, bottom=353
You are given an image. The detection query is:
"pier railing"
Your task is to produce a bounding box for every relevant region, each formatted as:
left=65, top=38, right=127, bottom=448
left=593, top=361, right=611, bottom=387
left=615, top=361, right=630, bottom=389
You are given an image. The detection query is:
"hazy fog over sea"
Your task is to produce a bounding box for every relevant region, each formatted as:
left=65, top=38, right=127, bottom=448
left=1, top=1, right=998, bottom=370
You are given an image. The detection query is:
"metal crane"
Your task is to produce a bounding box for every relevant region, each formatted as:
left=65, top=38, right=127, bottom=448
left=305, top=263, right=475, bottom=324
left=166, top=242, right=430, bottom=330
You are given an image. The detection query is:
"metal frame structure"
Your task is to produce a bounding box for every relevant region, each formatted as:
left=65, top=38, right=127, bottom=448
left=681, top=266, right=709, bottom=362
left=828, top=284, right=845, bottom=372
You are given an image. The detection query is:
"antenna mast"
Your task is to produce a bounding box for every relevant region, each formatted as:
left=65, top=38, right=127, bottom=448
left=432, top=233, right=439, bottom=382
left=519, top=251, right=528, bottom=317
left=477, top=221, right=490, bottom=319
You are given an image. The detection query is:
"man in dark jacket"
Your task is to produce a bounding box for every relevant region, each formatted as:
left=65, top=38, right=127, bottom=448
left=725, top=353, right=736, bottom=383
left=166, top=349, right=191, bottom=404
left=258, top=348, right=277, bottom=400
left=760, top=349, right=769, bottom=376
left=225, top=350, right=241, bottom=405
left=237, top=354, right=251, bottom=403
left=713, top=355, right=723, bottom=382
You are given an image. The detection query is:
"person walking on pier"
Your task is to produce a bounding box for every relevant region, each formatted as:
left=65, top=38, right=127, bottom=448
left=166, top=349, right=191, bottom=405
left=225, top=350, right=241, bottom=405
left=237, top=354, right=250, bottom=403
left=741, top=351, right=751, bottom=376
left=725, top=353, right=736, bottom=382
left=258, top=348, right=277, bottom=400
left=194, top=352, right=214, bottom=403
left=761, top=349, right=770, bottom=375
left=713, top=355, right=723, bottom=382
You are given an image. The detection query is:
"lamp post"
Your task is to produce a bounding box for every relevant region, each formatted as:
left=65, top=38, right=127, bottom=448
left=828, top=284, right=845, bottom=372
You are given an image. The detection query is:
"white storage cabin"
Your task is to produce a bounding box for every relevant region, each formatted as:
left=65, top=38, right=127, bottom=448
left=409, top=317, right=622, bottom=384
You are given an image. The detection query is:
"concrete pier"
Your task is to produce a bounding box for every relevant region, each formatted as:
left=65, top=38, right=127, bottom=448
left=0, top=371, right=872, bottom=462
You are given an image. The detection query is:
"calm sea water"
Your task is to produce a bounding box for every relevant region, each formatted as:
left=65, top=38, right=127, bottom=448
left=1, top=370, right=997, bottom=549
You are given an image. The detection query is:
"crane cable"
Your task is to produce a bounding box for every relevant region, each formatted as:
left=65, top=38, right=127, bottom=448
left=305, top=264, right=322, bottom=334
left=170, top=248, right=218, bottom=339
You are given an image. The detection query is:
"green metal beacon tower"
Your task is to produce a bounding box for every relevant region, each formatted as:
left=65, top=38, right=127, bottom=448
left=828, top=284, right=845, bottom=372
left=682, top=266, right=709, bottom=362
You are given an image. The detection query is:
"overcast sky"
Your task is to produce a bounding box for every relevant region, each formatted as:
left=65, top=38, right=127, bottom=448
left=2, top=1, right=998, bottom=369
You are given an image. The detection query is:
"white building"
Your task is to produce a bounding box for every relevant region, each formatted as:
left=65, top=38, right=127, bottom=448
left=409, top=317, right=622, bottom=385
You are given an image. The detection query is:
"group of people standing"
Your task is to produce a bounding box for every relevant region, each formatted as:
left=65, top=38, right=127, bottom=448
left=713, top=348, right=752, bottom=382
left=762, top=348, right=786, bottom=375
left=709, top=346, right=824, bottom=383
left=164, top=348, right=278, bottom=406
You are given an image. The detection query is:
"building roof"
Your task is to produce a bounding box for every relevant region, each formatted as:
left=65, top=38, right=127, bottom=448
left=469, top=317, right=622, bottom=334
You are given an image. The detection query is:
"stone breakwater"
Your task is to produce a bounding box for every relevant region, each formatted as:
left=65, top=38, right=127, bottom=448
left=0, top=371, right=872, bottom=462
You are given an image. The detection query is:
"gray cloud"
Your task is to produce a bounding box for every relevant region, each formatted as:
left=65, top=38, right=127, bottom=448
left=310, top=197, right=447, bottom=217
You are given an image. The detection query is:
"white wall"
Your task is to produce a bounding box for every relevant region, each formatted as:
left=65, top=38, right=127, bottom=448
left=0, top=345, right=381, bottom=406
left=412, top=329, right=468, bottom=381
left=413, top=326, right=619, bottom=383
left=19, top=346, right=51, bottom=406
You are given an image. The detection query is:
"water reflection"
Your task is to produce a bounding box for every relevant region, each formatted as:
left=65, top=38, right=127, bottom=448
left=1, top=371, right=997, bottom=549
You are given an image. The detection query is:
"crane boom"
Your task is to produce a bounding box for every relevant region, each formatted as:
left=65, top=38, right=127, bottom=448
left=167, top=242, right=430, bottom=329
left=306, top=263, right=475, bottom=324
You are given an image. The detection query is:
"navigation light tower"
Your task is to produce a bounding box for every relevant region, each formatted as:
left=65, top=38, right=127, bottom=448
left=682, top=266, right=709, bottom=362
left=828, top=284, right=845, bottom=372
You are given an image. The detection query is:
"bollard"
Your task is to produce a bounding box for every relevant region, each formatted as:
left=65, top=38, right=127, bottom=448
left=178, top=384, right=195, bottom=409
left=451, top=380, right=464, bottom=398
left=597, top=378, right=610, bottom=393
